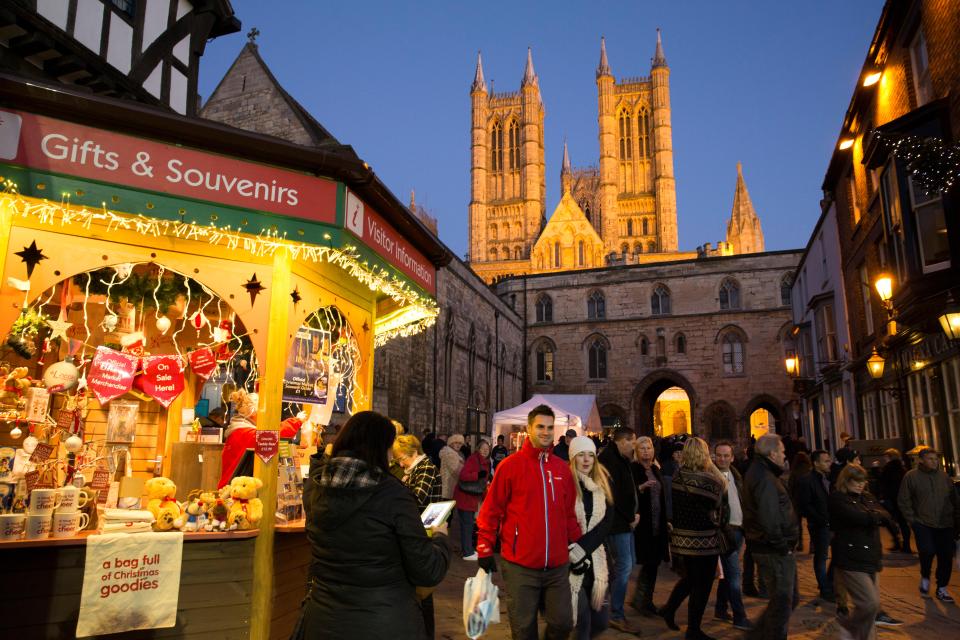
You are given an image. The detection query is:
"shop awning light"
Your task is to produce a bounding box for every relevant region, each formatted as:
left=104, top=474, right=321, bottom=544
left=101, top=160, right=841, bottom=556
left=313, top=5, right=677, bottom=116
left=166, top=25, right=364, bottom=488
left=838, top=138, right=855, bottom=150
left=866, top=348, right=885, bottom=379
left=862, top=71, right=882, bottom=87
left=939, top=296, right=960, bottom=341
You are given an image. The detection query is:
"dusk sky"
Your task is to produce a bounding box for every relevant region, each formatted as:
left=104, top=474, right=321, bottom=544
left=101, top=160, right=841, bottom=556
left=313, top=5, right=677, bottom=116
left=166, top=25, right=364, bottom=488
left=198, top=1, right=885, bottom=259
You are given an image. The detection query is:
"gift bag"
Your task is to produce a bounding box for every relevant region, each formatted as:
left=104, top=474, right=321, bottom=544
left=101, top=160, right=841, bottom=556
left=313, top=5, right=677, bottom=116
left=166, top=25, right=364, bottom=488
left=463, top=568, right=500, bottom=639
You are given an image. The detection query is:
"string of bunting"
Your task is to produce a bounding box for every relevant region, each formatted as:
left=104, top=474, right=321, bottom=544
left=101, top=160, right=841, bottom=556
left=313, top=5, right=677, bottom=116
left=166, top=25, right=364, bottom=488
left=875, top=132, right=960, bottom=195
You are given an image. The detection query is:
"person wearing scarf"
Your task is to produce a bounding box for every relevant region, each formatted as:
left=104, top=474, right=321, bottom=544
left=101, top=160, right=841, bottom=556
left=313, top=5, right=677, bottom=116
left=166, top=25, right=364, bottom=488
left=567, top=436, right=614, bottom=639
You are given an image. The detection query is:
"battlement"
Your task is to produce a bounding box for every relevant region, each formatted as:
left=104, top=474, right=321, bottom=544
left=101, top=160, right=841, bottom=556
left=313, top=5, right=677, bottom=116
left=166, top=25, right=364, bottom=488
left=489, top=91, right=522, bottom=105
left=616, top=75, right=651, bottom=88
left=697, top=241, right=734, bottom=258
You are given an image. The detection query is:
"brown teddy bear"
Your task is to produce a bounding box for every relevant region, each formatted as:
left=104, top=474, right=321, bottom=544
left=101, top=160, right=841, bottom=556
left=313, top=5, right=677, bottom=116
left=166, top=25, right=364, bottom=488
left=202, top=488, right=231, bottom=532
left=144, top=477, right=182, bottom=531
left=226, top=476, right=263, bottom=531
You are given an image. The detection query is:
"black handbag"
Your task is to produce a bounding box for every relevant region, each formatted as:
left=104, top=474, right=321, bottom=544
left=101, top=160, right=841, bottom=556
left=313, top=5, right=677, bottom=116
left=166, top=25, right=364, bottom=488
left=458, top=479, right=485, bottom=495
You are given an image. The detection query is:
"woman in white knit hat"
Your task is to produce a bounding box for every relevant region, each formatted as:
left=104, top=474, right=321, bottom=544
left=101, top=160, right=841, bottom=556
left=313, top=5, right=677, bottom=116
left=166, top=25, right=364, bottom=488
left=566, top=436, right=614, bottom=639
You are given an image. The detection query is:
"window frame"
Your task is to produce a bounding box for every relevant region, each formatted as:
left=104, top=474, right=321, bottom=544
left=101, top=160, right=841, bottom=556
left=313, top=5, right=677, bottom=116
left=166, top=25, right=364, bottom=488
left=534, top=294, right=553, bottom=323
left=719, top=278, right=741, bottom=310
left=651, top=284, right=671, bottom=316
left=490, top=121, right=504, bottom=172
left=721, top=332, right=745, bottom=375
left=587, top=290, right=606, bottom=320
left=535, top=341, right=555, bottom=383
left=909, top=27, right=933, bottom=107
left=587, top=337, right=608, bottom=380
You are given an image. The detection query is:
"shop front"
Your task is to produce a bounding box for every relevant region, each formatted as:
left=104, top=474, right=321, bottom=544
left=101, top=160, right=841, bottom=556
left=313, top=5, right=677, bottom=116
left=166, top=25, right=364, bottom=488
left=0, top=76, right=444, bottom=638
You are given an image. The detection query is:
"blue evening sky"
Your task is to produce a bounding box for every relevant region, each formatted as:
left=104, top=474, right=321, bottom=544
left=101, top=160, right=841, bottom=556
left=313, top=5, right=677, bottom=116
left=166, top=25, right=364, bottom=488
left=198, top=1, right=884, bottom=258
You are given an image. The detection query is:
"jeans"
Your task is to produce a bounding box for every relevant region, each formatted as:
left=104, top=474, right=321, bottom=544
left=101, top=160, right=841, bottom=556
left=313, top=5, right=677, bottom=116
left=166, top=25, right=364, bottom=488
left=457, top=509, right=476, bottom=557
left=808, top=523, right=833, bottom=597
left=716, top=528, right=747, bottom=623
left=500, top=559, right=572, bottom=640
left=606, top=532, right=635, bottom=621
left=661, top=554, right=718, bottom=635
left=574, top=586, right=609, bottom=640
left=747, top=552, right=796, bottom=640
left=913, top=523, right=955, bottom=588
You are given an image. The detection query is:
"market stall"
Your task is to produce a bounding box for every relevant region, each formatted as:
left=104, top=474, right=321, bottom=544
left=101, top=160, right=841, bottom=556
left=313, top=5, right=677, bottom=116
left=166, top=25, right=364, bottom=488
left=491, top=394, right=601, bottom=446
left=0, top=75, right=445, bottom=639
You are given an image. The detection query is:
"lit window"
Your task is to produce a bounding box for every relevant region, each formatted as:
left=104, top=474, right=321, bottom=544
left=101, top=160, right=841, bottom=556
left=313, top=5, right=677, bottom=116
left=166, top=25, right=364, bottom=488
left=910, top=28, right=932, bottom=106
left=588, top=338, right=607, bottom=379
left=536, top=342, right=554, bottom=383
left=651, top=285, right=671, bottom=316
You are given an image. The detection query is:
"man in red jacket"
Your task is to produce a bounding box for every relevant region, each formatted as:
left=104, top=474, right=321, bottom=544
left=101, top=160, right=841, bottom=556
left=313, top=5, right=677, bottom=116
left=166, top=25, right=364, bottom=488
left=477, top=405, right=582, bottom=639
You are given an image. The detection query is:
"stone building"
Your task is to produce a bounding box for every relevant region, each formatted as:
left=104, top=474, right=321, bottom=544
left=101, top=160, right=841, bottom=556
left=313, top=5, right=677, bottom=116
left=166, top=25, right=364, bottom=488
left=496, top=250, right=802, bottom=441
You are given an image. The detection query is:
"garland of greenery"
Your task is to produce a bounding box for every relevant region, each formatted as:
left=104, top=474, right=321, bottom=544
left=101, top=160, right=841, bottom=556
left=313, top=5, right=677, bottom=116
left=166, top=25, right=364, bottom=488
left=75, top=268, right=188, bottom=313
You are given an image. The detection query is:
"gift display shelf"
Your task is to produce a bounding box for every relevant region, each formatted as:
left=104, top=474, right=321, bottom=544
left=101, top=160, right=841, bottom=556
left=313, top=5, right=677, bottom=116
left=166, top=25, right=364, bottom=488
left=0, top=527, right=259, bottom=548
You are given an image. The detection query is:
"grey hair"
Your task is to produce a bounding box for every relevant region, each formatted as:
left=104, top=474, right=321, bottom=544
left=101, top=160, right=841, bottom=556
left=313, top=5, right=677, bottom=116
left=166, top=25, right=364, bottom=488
left=636, top=436, right=653, bottom=448
left=755, top=433, right=782, bottom=457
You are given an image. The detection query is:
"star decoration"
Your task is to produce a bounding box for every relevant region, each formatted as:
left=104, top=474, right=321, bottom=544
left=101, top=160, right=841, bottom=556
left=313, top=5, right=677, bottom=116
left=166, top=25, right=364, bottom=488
left=15, top=241, right=48, bottom=278
left=362, top=321, right=370, bottom=332
left=290, top=287, right=302, bottom=305
left=47, top=318, right=73, bottom=341
left=243, top=274, right=265, bottom=306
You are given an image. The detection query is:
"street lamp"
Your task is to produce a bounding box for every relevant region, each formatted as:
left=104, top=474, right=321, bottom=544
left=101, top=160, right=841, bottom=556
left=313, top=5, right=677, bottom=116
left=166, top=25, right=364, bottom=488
left=867, top=348, right=885, bottom=379
left=939, top=296, right=960, bottom=341
left=875, top=274, right=893, bottom=305
left=784, top=354, right=799, bottom=377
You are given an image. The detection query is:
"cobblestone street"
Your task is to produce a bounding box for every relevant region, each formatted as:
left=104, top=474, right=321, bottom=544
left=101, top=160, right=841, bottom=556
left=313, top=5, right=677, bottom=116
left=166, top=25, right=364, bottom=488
left=434, top=529, right=960, bottom=639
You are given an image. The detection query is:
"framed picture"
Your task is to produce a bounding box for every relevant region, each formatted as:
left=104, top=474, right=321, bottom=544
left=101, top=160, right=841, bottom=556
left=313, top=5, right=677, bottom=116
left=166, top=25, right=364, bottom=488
left=106, top=400, right=139, bottom=443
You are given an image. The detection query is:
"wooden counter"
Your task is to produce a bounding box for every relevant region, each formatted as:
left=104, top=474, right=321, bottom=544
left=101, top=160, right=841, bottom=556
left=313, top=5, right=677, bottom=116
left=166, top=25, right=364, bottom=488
left=269, top=520, right=310, bottom=640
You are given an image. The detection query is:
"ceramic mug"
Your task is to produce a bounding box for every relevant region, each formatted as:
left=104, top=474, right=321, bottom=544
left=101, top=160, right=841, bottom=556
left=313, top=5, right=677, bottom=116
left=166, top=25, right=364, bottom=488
left=27, top=488, right=62, bottom=516
left=24, top=514, right=51, bottom=540
left=56, top=485, right=90, bottom=513
left=51, top=511, right=89, bottom=538
left=0, top=513, right=25, bottom=541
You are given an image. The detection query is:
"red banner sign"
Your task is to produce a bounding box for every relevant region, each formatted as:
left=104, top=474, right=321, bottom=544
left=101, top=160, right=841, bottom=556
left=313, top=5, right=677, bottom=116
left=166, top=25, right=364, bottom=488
left=188, top=348, right=218, bottom=380
left=255, top=430, right=280, bottom=464
left=137, top=355, right=185, bottom=408
left=87, top=347, right=138, bottom=405
left=345, top=189, right=436, bottom=295
left=0, top=109, right=337, bottom=223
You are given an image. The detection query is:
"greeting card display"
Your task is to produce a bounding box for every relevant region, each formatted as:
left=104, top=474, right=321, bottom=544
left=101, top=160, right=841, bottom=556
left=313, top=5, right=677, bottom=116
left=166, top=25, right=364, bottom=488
left=106, top=401, right=139, bottom=444
left=87, top=347, right=138, bottom=404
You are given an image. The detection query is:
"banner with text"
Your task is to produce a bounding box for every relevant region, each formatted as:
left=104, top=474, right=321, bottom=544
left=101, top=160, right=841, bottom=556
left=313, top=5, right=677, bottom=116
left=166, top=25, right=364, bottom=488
left=76, top=532, right=184, bottom=637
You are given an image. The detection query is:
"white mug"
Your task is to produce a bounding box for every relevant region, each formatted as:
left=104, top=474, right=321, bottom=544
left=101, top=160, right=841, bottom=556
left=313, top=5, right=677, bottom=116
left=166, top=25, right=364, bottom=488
left=56, top=485, right=90, bottom=513
left=24, top=514, right=51, bottom=540
left=51, top=511, right=89, bottom=538
left=0, top=513, right=25, bottom=541
left=28, top=488, right=62, bottom=516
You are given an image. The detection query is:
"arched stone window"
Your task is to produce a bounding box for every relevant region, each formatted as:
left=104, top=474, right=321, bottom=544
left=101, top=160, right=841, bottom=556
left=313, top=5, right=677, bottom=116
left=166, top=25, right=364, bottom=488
left=642, top=218, right=649, bottom=235
left=647, top=240, right=656, bottom=253
left=627, top=219, right=634, bottom=236
left=618, top=108, right=633, bottom=160
left=721, top=331, right=745, bottom=374
left=634, top=243, right=642, bottom=255
left=490, top=121, right=503, bottom=172
left=637, top=107, right=651, bottom=158
left=534, top=339, right=555, bottom=383
left=587, top=290, right=605, bottom=319
left=507, top=119, right=520, bottom=170
left=719, top=278, right=741, bottom=310
left=535, top=294, right=553, bottom=323
left=578, top=240, right=585, bottom=266
left=651, top=284, right=671, bottom=316
left=675, top=333, right=687, bottom=354
left=780, top=273, right=794, bottom=307
left=553, top=242, right=561, bottom=268
left=489, top=223, right=498, bottom=241
left=489, top=247, right=498, bottom=261
left=588, top=337, right=608, bottom=379
left=639, top=335, right=650, bottom=356
left=514, top=246, right=522, bottom=260
left=620, top=243, right=629, bottom=259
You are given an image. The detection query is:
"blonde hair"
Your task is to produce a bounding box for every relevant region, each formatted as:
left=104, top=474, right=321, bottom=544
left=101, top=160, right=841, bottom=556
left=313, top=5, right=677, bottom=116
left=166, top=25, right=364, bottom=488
left=392, top=434, right=422, bottom=458
left=835, top=463, right=868, bottom=493
left=680, top=437, right=725, bottom=488
left=569, top=451, right=614, bottom=504
left=229, top=389, right=256, bottom=418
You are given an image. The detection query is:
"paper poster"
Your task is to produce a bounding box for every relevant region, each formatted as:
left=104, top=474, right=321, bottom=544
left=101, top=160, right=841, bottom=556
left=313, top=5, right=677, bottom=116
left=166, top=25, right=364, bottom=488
left=76, top=532, right=183, bottom=637
left=87, top=347, right=138, bottom=404
left=282, top=327, right=330, bottom=405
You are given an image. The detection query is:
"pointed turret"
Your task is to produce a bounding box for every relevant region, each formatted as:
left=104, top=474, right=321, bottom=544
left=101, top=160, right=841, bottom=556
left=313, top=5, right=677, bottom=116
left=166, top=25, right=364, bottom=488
left=597, top=37, right=612, bottom=78
left=471, top=51, right=486, bottom=93
left=653, top=28, right=667, bottom=68
left=522, top=47, right=538, bottom=87
left=726, top=162, right=765, bottom=254
left=561, top=139, right=572, bottom=194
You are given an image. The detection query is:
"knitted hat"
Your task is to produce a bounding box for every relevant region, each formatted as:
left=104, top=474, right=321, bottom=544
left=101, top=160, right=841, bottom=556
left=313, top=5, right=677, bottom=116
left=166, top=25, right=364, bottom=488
left=568, top=436, right=596, bottom=460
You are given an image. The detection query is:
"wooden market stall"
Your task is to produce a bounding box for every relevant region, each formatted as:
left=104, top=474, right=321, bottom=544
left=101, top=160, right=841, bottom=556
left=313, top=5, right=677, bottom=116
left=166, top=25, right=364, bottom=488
left=0, top=74, right=446, bottom=639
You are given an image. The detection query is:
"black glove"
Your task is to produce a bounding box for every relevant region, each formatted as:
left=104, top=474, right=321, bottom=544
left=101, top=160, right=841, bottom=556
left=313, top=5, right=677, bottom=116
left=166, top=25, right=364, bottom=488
left=570, top=557, right=591, bottom=576
left=477, top=470, right=488, bottom=480
left=478, top=555, right=497, bottom=574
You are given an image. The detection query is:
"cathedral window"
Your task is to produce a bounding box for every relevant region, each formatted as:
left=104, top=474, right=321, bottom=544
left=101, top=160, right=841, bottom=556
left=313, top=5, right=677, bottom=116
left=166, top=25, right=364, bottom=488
left=578, top=241, right=585, bottom=267
left=508, top=120, right=521, bottom=170
left=535, top=340, right=555, bottom=383
left=489, top=247, right=498, bottom=261
left=489, top=223, right=498, bottom=240
left=634, top=243, right=642, bottom=255
left=514, top=246, right=522, bottom=260
left=780, top=273, right=794, bottom=307
left=639, top=335, right=649, bottom=356
left=648, top=240, right=656, bottom=253
left=638, top=107, right=651, bottom=158
left=719, top=278, right=741, bottom=310
left=535, top=294, right=553, bottom=323
left=554, top=242, right=561, bottom=268
left=491, top=121, right=504, bottom=171
left=621, top=243, right=629, bottom=258
left=651, top=284, right=671, bottom=316
left=722, top=332, right=745, bottom=375
left=587, top=290, right=605, bottom=319
left=676, top=333, right=687, bottom=354
left=642, top=218, right=649, bottom=235
left=588, top=337, right=608, bottom=380
left=618, top=109, right=632, bottom=160
left=627, top=219, right=633, bottom=236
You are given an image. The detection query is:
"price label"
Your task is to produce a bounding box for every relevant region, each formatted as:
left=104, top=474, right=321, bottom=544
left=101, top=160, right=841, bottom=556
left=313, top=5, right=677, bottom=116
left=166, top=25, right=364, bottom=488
left=255, top=430, right=279, bottom=464
left=24, top=470, right=39, bottom=492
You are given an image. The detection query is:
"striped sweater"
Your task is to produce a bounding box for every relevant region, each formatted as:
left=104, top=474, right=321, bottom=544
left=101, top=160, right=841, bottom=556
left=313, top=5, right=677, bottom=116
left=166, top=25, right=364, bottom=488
left=669, top=468, right=725, bottom=557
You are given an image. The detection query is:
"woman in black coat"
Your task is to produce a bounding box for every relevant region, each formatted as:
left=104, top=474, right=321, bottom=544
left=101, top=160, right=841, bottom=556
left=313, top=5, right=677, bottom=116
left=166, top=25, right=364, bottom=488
left=630, top=436, right=670, bottom=616
left=301, top=411, right=451, bottom=639
left=829, top=463, right=890, bottom=640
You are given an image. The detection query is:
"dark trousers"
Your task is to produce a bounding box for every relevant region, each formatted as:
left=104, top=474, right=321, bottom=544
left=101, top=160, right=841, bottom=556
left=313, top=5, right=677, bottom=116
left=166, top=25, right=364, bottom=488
left=633, top=559, right=661, bottom=608
left=716, top=528, right=747, bottom=624
left=574, top=586, right=609, bottom=640
left=881, top=499, right=910, bottom=551
left=457, top=509, right=476, bottom=557
left=913, top=523, right=955, bottom=588
left=746, top=552, right=796, bottom=640
left=661, top=554, right=718, bottom=635
left=808, top=523, right=833, bottom=598
left=743, top=545, right=766, bottom=593
left=420, top=594, right=435, bottom=640
left=500, top=559, right=573, bottom=640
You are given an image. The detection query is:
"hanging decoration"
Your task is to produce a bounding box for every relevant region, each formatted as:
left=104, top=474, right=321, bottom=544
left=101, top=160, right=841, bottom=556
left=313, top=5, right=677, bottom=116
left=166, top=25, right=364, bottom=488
left=876, top=132, right=960, bottom=195
left=156, top=316, right=172, bottom=334
left=101, top=314, right=118, bottom=332
left=9, top=425, right=22, bottom=439
left=189, top=310, right=207, bottom=330
left=87, top=346, right=138, bottom=404
left=135, top=355, right=185, bottom=408
left=46, top=317, right=73, bottom=341
left=187, top=348, right=218, bottom=380
left=243, top=274, right=265, bottom=306
left=14, top=240, right=48, bottom=278
left=42, top=359, right=80, bottom=393
left=290, top=287, right=302, bottom=306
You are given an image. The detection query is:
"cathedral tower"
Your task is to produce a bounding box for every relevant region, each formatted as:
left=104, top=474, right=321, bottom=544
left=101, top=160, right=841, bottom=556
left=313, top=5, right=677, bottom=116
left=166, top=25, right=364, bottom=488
left=468, top=48, right=546, bottom=280
left=726, top=162, right=765, bottom=254
left=651, top=29, right=679, bottom=252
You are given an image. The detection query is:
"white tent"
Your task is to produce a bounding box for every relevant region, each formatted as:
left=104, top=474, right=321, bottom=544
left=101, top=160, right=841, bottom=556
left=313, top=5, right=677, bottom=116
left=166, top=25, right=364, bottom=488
left=491, top=394, right=601, bottom=440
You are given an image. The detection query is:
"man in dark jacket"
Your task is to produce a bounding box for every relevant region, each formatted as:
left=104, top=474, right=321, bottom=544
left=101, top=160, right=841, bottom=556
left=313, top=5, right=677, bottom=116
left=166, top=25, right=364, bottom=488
left=879, top=448, right=909, bottom=553
left=476, top=405, right=582, bottom=639
left=743, top=433, right=798, bottom=640
left=598, top=427, right=639, bottom=633
left=796, top=449, right=834, bottom=600
left=551, top=429, right=577, bottom=461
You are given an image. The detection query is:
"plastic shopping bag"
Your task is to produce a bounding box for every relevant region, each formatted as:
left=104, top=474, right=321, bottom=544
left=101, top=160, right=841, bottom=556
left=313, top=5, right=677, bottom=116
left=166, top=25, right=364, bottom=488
left=463, top=568, right=501, bottom=639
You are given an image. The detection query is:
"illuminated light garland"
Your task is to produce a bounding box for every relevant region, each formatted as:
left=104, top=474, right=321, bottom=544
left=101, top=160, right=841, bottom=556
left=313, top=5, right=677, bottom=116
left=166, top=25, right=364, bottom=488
left=374, top=315, right=437, bottom=347
left=876, top=132, right=960, bottom=195
left=0, top=185, right=438, bottom=343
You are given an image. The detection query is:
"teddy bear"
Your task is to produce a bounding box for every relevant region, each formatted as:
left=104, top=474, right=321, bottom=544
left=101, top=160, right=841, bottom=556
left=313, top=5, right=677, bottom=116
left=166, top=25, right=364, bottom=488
left=3, top=367, right=34, bottom=395
left=226, top=476, right=263, bottom=531
left=174, top=492, right=208, bottom=532
left=144, top=477, right=182, bottom=531
left=201, top=488, right=230, bottom=532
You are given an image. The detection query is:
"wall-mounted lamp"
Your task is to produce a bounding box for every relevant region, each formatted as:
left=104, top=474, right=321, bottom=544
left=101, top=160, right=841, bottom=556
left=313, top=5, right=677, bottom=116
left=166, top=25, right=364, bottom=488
left=862, top=71, right=882, bottom=87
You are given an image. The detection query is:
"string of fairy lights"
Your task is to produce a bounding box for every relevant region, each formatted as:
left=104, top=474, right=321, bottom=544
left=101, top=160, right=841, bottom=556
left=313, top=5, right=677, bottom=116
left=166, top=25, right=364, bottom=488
left=875, top=132, right=960, bottom=195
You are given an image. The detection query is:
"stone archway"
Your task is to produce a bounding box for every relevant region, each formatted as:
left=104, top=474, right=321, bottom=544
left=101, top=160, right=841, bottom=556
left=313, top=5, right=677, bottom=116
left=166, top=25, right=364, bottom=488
left=703, top=400, right=738, bottom=442
left=742, top=393, right=785, bottom=438
left=632, top=369, right=697, bottom=438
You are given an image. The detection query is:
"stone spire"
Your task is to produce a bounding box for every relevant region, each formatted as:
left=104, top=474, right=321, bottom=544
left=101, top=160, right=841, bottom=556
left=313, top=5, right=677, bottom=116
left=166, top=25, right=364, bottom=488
left=522, top=47, right=537, bottom=87
left=597, top=37, right=612, bottom=78
left=726, top=162, right=765, bottom=254
left=653, top=28, right=667, bottom=68
left=561, top=139, right=572, bottom=194
left=471, top=51, right=486, bottom=93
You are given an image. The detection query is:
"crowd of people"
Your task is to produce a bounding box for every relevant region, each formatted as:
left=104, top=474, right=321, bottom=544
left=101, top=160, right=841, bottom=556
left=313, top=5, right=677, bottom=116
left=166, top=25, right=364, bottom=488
left=294, top=408, right=959, bottom=640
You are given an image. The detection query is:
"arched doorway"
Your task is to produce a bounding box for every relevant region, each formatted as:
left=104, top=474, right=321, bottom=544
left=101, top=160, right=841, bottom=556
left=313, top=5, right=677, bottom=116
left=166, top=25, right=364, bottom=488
left=742, top=394, right=784, bottom=440
left=703, top=400, right=738, bottom=441
left=633, top=370, right=697, bottom=438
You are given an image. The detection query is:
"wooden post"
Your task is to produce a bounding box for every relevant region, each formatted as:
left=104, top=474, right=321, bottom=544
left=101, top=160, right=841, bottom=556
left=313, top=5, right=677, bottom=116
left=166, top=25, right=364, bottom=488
left=0, top=200, right=14, bottom=285
left=249, top=248, right=292, bottom=640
